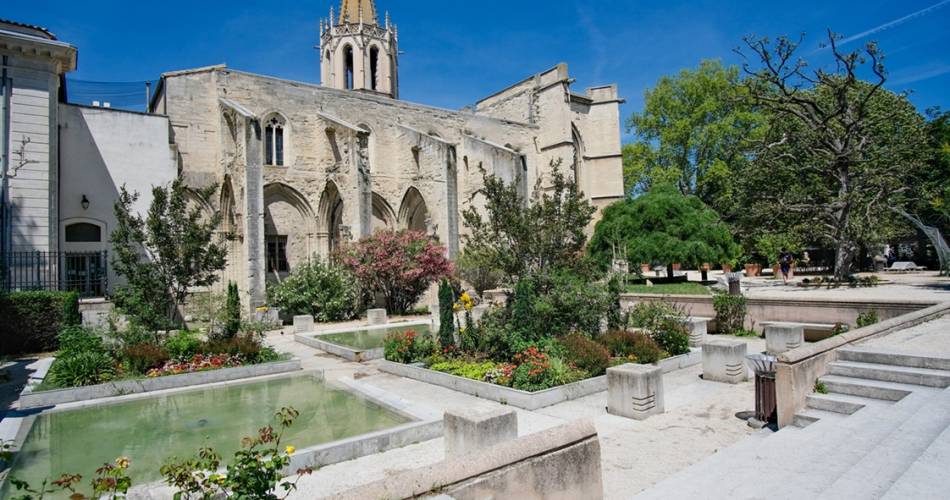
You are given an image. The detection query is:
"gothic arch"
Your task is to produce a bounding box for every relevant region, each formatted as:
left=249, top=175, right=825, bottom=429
left=219, top=177, right=236, bottom=234
left=398, top=187, right=429, bottom=233
left=372, top=192, right=396, bottom=233
left=318, top=180, right=345, bottom=256
left=183, top=188, right=214, bottom=223
left=263, top=183, right=315, bottom=275
left=571, top=123, right=585, bottom=185
left=341, top=43, right=355, bottom=90
left=260, top=110, right=291, bottom=167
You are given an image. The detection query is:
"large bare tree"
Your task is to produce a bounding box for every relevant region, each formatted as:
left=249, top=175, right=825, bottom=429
left=736, top=31, right=928, bottom=278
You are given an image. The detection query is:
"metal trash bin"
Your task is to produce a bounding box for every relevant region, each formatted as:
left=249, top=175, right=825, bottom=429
left=727, top=272, right=742, bottom=295
left=747, top=353, right=777, bottom=424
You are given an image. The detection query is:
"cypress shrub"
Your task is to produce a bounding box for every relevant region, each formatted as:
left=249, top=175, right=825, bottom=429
left=224, top=282, right=241, bottom=338
left=438, top=279, right=455, bottom=348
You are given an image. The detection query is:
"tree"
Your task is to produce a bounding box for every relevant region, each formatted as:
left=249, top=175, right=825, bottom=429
left=338, top=230, right=453, bottom=315
left=111, top=180, right=228, bottom=332
left=224, top=282, right=241, bottom=338
left=736, top=31, right=929, bottom=279
left=589, top=184, right=739, bottom=277
left=624, top=60, right=765, bottom=214
left=437, top=279, right=455, bottom=348
left=461, top=160, right=595, bottom=284
left=266, top=260, right=363, bottom=322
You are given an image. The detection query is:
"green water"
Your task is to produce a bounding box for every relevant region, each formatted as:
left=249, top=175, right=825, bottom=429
left=3, top=376, right=408, bottom=498
left=319, top=324, right=431, bottom=350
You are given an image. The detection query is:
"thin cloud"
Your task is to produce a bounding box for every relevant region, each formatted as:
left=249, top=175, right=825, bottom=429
left=576, top=6, right=608, bottom=83
left=891, top=63, right=950, bottom=86
left=838, top=0, right=950, bottom=46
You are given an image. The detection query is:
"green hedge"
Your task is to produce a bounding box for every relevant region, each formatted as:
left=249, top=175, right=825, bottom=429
left=0, top=291, right=81, bottom=355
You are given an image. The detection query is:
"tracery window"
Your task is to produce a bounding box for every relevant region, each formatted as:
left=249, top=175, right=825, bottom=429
left=264, top=115, right=285, bottom=166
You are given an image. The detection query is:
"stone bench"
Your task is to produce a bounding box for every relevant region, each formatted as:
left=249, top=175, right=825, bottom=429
left=444, top=407, right=518, bottom=457
left=293, top=315, right=314, bottom=334
left=761, top=320, right=838, bottom=342
left=703, top=338, right=748, bottom=384
left=367, top=308, right=388, bottom=326
left=763, top=322, right=805, bottom=355
left=607, top=363, right=664, bottom=420
left=683, top=316, right=711, bottom=347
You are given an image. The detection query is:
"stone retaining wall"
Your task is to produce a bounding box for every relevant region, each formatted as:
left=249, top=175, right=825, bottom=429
left=19, top=359, right=302, bottom=409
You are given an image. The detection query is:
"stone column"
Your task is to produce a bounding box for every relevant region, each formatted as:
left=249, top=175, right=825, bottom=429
left=444, top=408, right=518, bottom=457
left=703, top=339, right=748, bottom=384
left=765, top=323, right=805, bottom=355
left=243, top=118, right=267, bottom=312
left=607, top=363, right=664, bottom=420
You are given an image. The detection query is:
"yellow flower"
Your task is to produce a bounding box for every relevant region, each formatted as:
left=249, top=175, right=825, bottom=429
left=285, top=445, right=296, bottom=455
left=452, top=303, right=461, bottom=312
left=115, top=457, right=130, bottom=469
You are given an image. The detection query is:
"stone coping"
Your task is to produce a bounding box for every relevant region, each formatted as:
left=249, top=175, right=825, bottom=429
left=329, top=419, right=597, bottom=500
left=620, top=292, right=939, bottom=309
left=376, top=348, right=701, bottom=410
left=295, top=320, right=432, bottom=362
left=17, top=359, right=302, bottom=409
left=777, top=302, right=950, bottom=365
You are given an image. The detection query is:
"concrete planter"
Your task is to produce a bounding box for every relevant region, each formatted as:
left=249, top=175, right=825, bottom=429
left=19, top=359, right=302, bottom=409
left=294, top=320, right=431, bottom=362
left=377, top=348, right=701, bottom=410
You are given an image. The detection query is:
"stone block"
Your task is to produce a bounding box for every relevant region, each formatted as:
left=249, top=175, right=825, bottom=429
left=471, top=304, right=490, bottom=323
left=607, top=363, right=664, bottom=420
left=684, top=317, right=710, bottom=347
left=765, top=323, right=805, bottom=355
left=293, top=315, right=314, bottom=333
left=444, top=407, right=518, bottom=456
left=703, top=338, right=748, bottom=383
left=367, top=308, right=388, bottom=326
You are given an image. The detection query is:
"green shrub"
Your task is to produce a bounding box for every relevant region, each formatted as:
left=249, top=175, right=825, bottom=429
left=0, top=291, right=81, bottom=355
left=57, top=325, right=106, bottom=356
left=599, top=330, right=664, bottom=364
left=438, top=279, right=456, bottom=348
left=857, top=310, right=879, bottom=328
left=204, top=334, right=263, bottom=360
left=429, top=360, right=497, bottom=381
left=560, top=334, right=610, bottom=376
left=713, top=293, right=747, bottom=335
left=224, top=282, right=241, bottom=338
left=48, top=350, right=115, bottom=387
left=511, top=348, right=586, bottom=392
left=122, top=343, right=171, bottom=374
left=266, top=260, right=363, bottom=322
left=629, top=301, right=691, bottom=356
left=163, top=330, right=203, bottom=359
left=456, top=250, right=504, bottom=295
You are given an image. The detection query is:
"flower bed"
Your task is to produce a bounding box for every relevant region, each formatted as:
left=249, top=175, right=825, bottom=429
left=146, top=353, right=245, bottom=377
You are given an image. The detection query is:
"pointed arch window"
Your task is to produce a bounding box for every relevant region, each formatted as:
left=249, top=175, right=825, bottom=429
left=264, top=115, right=286, bottom=166
left=370, top=46, right=380, bottom=91
left=344, top=45, right=355, bottom=90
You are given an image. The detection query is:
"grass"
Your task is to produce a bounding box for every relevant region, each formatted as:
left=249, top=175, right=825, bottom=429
left=626, top=283, right=712, bottom=295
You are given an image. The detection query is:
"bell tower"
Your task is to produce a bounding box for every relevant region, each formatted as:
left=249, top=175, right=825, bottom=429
left=319, top=0, right=399, bottom=99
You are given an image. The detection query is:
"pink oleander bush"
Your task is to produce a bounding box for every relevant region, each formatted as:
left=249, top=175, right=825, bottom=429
left=338, top=230, right=453, bottom=314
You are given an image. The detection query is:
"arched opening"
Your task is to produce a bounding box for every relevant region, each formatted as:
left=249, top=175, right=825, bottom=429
left=372, top=193, right=395, bottom=233
left=369, top=46, right=380, bottom=91
left=65, top=222, right=102, bottom=243
left=398, top=187, right=429, bottom=234
left=571, top=124, right=585, bottom=185
left=343, top=45, right=355, bottom=90
left=263, top=184, right=314, bottom=278
left=318, top=181, right=345, bottom=257
left=264, top=114, right=286, bottom=166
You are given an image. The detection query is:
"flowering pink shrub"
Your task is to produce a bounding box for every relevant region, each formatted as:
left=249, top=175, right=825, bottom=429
left=339, top=230, right=453, bottom=314
left=146, top=353, right=243, bottom=377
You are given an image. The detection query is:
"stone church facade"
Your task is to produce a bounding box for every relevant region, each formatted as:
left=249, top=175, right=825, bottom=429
left=150, top=0, right=625, bottom=309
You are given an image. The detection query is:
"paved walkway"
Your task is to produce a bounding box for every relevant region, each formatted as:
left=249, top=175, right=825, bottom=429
left=267, top=328, right=766, bottom=499
left=741, top=272, right=950, bottom=302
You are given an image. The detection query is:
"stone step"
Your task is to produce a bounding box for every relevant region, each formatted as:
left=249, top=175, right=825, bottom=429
left=793, top=407, right=846, bottom=428
left=818, top=387, right=950, bottom=499
left=828, top=361, right=950, bottom=388
left=838, top=347, right=950, bottom=371
left=818, top=374, right=917, bottom=402
left=882, top=406, right=950, bottom=499
left=805, top=392, right=888, bottom=415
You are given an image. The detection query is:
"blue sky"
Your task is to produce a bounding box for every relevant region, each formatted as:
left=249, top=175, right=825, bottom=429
left=8, top=0, right=949, bottom=140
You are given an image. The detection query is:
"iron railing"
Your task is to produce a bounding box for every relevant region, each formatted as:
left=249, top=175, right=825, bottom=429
left=1, top=251, right=108, bottom=298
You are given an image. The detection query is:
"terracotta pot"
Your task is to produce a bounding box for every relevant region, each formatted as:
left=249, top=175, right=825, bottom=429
left=722, top=264, right=733, bottom=273
left=640, top=263, right=652, bottom=273
left=672, top=263, right=682, bottom=271
left=701, top=263, right=712, bottom=271
left=744, top=264, right=762, bottom=277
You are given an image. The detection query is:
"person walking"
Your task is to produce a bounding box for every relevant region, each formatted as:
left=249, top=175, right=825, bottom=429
left=779, top=249, right=794, bottom=285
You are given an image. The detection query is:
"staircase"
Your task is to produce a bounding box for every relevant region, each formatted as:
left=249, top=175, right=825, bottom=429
left=635, top=346, right=950, bottom=500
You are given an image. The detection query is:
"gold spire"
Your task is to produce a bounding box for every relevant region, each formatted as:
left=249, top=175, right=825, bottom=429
left=339, top=0, right=377, bottom=25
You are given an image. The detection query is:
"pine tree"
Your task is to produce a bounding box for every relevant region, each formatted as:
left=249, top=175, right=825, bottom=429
left=437, top=279, right=455, bottom=349
left=224, top=282, right=241, bottom=338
